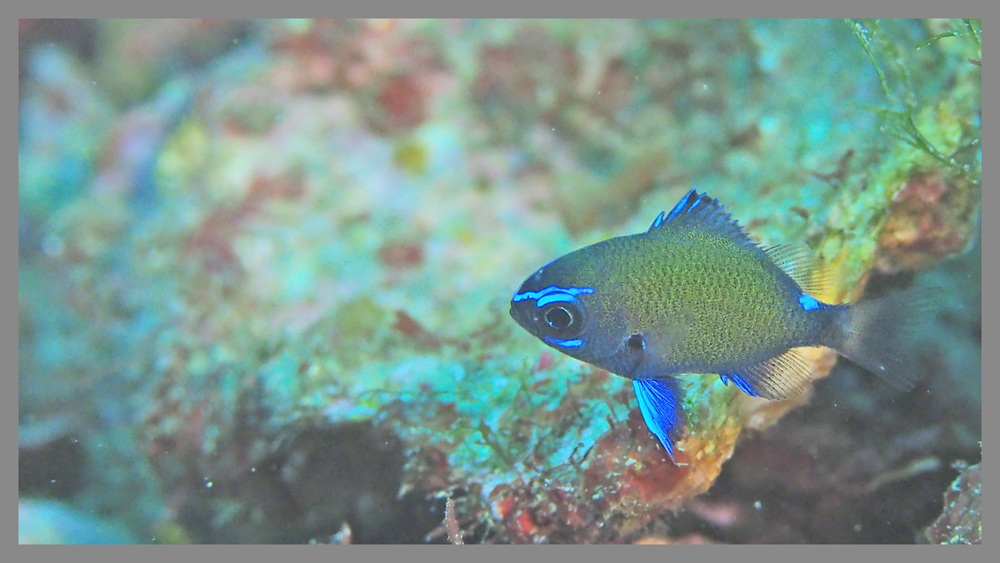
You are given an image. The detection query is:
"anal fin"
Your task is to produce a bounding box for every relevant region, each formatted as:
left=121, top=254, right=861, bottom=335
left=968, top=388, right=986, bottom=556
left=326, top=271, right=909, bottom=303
left=719, top=373, right=761, bottom=397
left=722, top=349, right=815, bottom=400
left=633, top=378, right=684, bottom=462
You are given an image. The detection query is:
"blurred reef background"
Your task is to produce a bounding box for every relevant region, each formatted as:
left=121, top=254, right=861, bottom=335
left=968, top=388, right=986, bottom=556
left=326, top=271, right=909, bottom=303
left=18, top=19, right=980, bottom=544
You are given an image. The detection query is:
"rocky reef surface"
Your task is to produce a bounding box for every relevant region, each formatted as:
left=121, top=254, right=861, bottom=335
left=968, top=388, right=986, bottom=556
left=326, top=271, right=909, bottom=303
left=19, top=19, right=980, bottom=543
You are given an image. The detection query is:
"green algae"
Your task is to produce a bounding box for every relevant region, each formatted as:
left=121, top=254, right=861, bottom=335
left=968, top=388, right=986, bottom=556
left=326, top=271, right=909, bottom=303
left=848, top=19, right=981, bottom=187
left=679, top=375, right=738, bottom=435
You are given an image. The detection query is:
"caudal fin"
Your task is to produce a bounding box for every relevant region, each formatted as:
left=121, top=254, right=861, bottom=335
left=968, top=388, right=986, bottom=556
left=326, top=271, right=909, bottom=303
left=830, top=286, right=942, bottom=390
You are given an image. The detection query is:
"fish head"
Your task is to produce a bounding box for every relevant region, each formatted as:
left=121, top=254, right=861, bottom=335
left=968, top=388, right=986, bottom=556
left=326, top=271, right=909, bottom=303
left=510, top=244, right=649, bottom=378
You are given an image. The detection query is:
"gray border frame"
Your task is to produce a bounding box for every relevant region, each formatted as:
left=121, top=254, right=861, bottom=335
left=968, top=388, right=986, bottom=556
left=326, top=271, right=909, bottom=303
left=12, top=5, right=986, bottom=562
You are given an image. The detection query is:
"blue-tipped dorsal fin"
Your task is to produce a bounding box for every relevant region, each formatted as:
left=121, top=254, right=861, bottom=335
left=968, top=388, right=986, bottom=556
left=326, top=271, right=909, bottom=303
left=632, top=378, right=684, bottom=463
left=648, top=189, right=758, bottom=250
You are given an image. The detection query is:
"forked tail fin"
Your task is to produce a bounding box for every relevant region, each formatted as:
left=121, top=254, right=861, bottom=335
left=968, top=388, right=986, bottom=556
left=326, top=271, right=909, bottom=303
left=828, top=286, right=942, bottom=390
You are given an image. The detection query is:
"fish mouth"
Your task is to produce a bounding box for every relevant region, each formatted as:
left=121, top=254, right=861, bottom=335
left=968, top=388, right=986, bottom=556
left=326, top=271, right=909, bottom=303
left=509, top=302, right=538, bottom=333
left=509, top=302, right=526, bottom=327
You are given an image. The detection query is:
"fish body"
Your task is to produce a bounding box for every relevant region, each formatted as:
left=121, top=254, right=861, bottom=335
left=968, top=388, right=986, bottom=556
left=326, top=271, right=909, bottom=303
left=510, top=190, right=931, bottom=461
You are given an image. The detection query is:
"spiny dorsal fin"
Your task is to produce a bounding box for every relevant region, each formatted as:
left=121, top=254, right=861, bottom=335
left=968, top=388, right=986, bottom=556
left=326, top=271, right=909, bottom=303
left=763, top=243, right=833, bottom=297
left=648, top=189, right=758, bottom=250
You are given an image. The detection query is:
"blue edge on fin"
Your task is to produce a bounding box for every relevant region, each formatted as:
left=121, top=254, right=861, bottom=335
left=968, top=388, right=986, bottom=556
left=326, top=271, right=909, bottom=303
left=719, top=374, right=760, bottom=397
left=632, top=378, right=681, bottom=462
left=649, top=189, right=699, bottom=231
left=634, top=374, right=762, bottom=463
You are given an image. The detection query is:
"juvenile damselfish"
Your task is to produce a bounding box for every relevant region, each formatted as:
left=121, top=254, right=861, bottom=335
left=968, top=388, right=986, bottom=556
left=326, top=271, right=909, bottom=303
left=510, top=189, right=933, bottom=462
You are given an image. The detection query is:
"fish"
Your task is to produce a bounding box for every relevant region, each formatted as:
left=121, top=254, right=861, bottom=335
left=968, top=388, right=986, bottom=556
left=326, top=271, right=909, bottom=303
left=509, top=189, right=936, bottom=462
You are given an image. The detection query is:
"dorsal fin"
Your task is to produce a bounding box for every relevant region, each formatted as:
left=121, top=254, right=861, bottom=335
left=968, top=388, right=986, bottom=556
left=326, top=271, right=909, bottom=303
left=763, top=243, right=834, bottom=297
left=648, top=189, right=758, bottom=250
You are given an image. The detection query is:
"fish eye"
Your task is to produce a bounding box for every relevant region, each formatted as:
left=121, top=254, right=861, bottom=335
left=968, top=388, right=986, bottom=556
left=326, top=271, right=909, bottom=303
left=544, top=306, right=574, bottom=330
left=539, top=302, right=584, bottom=339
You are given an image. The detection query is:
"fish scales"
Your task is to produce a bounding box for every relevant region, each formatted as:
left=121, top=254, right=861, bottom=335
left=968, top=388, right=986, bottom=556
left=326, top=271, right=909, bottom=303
left=575, top=236, right=807, bottom=374
left=510, top=189, right=937, bottom=461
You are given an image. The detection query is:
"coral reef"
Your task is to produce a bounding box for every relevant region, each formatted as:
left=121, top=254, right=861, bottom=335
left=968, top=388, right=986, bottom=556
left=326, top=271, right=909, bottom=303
left=19, top=19, right=980, bottom=544
left=924, top=461, right=981, bottom=545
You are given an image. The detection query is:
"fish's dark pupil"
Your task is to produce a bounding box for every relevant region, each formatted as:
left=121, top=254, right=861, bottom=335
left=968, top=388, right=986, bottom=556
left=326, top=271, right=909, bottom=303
left=544, top=307, right=573, bottom=330
left=627, top=334, right=645, bottom=351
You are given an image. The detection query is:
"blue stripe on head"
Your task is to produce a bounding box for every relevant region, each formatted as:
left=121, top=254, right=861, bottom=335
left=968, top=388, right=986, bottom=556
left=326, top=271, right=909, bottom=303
left=512, top=286, right=552, bottom=302
left=543, top=336, right=584, bottom=348
left=536, top=293, right=578, bottom=307
left=798, top=293, right=822, bottom=311
left=513, top=285, right=594, bottom=304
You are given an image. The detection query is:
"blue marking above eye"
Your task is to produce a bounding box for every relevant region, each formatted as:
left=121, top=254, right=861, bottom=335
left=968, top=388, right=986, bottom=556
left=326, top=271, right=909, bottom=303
left=798, top=294, right=822, bottom=311
left=532, top=288, right=591, bottom=309
left=543, top=336, right=584, bottom=348
left=536, top=293, right=578, bottom=307
left=513, top=285, right=594, bottom=303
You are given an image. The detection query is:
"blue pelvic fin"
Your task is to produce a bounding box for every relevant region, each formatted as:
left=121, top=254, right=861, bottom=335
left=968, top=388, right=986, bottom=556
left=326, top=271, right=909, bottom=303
left=632, top=378, right=683, bottom=462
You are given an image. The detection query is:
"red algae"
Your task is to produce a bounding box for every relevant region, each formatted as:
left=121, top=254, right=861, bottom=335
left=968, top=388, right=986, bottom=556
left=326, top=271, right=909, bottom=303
left=182, top=170, right=306, bottom=276
left=486, top=480, right=595, bottom=544
left=391, top=310, right=442, bottom=349
left=377, top=240, right=424, bottom=269
left=374, top=73, right=428, bottom=134
left=534, top=351, right=555, bottom=373
left=582, top=409, right=691, bottom=523
left=876, top=171, right=978, bottom=273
